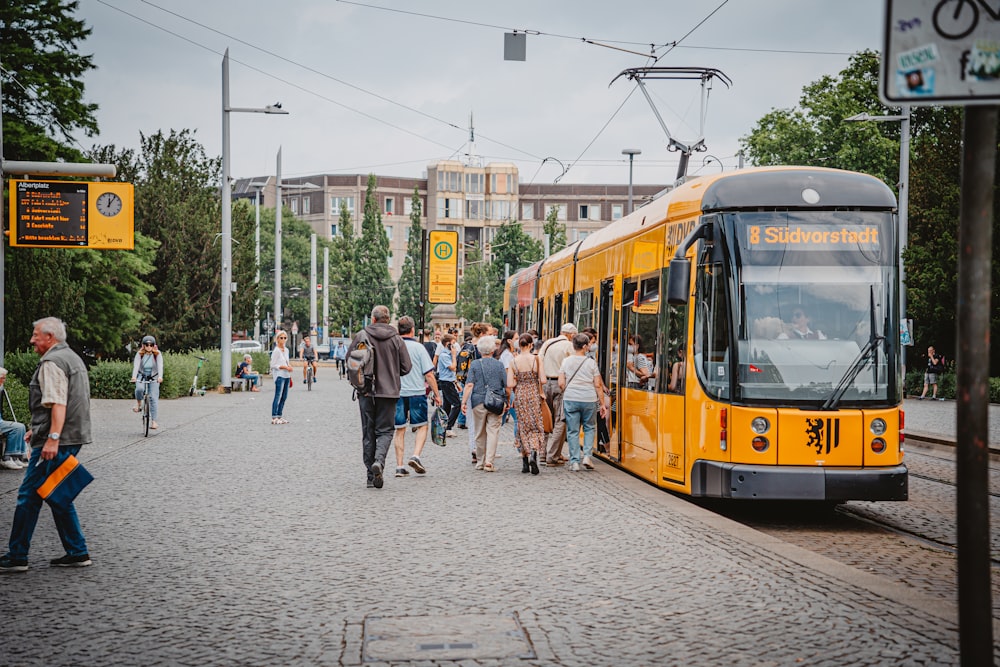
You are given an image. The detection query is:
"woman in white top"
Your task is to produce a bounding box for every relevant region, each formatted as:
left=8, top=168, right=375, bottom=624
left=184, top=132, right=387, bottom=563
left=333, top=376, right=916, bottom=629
left=269, top=331, right=294, bottom=424
left=131, top=335, right=165, bottom=429
left=558, top=333, right=607, bottom=472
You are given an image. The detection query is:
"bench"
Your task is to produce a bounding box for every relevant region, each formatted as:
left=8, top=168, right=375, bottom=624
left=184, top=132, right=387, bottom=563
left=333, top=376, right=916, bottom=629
left=231, top=378, right=255, bottom=392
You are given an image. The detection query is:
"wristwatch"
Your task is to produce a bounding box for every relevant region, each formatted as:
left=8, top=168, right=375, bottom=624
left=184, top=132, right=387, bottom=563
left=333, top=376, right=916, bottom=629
left=47, top=432, right=60, bottom=441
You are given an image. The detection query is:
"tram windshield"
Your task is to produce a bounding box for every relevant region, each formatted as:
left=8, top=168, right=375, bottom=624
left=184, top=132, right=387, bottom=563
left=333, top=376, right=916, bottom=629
left=731, top=210, right=896, bottom=404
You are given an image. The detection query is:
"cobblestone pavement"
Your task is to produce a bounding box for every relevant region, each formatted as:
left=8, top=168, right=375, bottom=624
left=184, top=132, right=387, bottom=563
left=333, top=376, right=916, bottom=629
left=902, top=396, right=1000, bottom=451
left=0, top=376, right=986, bottom=665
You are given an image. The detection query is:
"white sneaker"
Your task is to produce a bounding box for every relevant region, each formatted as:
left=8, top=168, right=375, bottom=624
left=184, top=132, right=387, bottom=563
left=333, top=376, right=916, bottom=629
left=571, top=462, right=581, bottom=472
left=0, top=458, right=22, bottom=470
left=582, top=456, right=594, bottom=470
left=446, top=430, right=456, bottom=438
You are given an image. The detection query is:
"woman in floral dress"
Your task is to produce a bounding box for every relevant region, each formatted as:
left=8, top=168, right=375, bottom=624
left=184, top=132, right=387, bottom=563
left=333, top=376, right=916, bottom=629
left=507, top=333, right=546, bottom=475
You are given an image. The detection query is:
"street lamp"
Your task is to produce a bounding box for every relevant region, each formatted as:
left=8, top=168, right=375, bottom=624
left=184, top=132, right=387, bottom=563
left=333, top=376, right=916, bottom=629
left=845, top=106, right=911, bottom=372
left=221, top=48, right=287, bottom=390
left=622, top=148, right=641, bottom=214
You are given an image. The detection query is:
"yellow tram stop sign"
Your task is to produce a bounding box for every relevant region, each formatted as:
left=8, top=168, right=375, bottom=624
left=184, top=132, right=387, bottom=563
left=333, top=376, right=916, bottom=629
left=427, top=230, right=459, bottom=304
left=8, top=179, right=134, bottom=249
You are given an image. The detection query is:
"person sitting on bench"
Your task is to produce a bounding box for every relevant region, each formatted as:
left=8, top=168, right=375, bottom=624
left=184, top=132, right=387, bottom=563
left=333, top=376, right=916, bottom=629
left=236, top=354, right=261, bottom=391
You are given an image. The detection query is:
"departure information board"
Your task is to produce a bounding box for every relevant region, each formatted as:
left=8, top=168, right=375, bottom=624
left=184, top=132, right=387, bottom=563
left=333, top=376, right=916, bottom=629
left=9, top=180, right=134, bottom=249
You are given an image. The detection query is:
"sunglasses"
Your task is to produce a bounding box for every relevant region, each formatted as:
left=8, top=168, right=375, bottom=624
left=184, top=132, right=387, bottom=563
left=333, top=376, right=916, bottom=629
left=792, top=312, right=806, bottom=319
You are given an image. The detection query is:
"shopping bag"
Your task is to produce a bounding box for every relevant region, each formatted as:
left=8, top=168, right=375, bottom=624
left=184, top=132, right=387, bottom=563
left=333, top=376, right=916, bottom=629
left=540, top=398, right=553, bottom=433
left=430, top=406, right=449, bottom=447
left=36, top=455, right=93, bottom=510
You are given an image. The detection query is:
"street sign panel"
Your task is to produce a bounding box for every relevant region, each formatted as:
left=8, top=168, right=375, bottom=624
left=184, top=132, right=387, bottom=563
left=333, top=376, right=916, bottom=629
left=427, top=230, right=459, bottom=304
left=9, top=179, right=134, bottom=249
left=882, top=0, right=1000, bottom=105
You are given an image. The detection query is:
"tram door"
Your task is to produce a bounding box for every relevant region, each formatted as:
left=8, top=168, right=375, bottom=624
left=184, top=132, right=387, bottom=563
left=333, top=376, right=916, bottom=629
left=619, top=277, right=660, bottom=481
left=597, top=278, right=621, bottom=461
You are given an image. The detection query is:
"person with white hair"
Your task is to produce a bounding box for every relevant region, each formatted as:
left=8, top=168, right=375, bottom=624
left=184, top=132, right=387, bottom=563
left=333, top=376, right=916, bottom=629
left=539, top=322, right=577, bottom=465
left=1, top=317, right=93, bottom=571
left=460, top=335, right=509, bottom=472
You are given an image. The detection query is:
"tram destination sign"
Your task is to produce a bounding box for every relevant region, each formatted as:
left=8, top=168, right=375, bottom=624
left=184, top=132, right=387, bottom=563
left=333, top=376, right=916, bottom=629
left=9, top=179, right=134, bottom=250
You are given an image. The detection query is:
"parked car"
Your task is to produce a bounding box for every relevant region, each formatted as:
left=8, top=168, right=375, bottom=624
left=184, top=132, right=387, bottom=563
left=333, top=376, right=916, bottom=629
left=231, top=340, right=263, bottom=354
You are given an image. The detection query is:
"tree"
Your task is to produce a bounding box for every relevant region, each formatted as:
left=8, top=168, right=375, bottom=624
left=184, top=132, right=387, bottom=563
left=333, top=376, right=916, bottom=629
left=0, top=1, right=98, bottom=163
left=543, top=205, right=567, bottom=254
left=396, top=187, right=427, bottom=323
left=457, top=247, right=499, bottom=325
left=353, top=174, right=394, bottom=317
left=741, top=50, right=899, bottom=185
left=490, top=219, right=543, bottom=279
left=328, top=202, right=358, bottom=331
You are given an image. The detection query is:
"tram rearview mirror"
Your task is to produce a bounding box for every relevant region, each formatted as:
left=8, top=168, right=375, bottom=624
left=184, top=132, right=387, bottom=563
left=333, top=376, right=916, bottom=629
left=667, top=258, right=691, bottom=305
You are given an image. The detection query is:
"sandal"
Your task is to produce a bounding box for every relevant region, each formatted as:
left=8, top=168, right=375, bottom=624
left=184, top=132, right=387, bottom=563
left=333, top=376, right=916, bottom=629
left=271, top=417, right=279, bottom=425
left=132, top=407, right=141, bottom=413
left=483, top=462, right=495, bottom=472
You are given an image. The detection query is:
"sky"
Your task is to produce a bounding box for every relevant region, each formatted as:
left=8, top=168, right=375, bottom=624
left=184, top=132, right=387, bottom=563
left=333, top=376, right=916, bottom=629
left=72, top=0, right=886, bottom=187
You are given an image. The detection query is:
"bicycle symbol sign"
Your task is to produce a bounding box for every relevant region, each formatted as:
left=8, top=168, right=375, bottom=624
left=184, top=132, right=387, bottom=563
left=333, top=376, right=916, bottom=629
left=434, top=241, right=453, bottom=260
left=882, top=0, right=1000, bottom=105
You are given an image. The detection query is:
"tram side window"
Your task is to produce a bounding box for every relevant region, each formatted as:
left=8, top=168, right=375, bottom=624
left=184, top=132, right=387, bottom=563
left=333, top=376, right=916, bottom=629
left=666, top=303, right=688, bottom=394
left=694, top=253, right=731, bottom=400
left=625, top=276, right=660, bottom=392
left=575, top=288, right=594, bottom=330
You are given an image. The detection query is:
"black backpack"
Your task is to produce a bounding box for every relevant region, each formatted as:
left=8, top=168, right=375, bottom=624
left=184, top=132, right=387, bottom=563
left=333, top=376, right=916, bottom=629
left=347, top=330, right=376, bottom=397
left=455, top=342, right=476, bottom=383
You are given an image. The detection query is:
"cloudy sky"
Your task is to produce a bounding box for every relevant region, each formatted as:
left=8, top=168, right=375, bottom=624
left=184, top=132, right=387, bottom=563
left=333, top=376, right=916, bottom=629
left=74, top=1, right=885, bottom=186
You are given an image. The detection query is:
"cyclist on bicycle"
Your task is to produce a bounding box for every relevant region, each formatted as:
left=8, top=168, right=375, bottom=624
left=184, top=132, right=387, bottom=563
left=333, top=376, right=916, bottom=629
left=299, top=334, right=318, bottom=383
left=131, top=335, right=164, bottom=429
left=333, top=340, right=348, bottom=378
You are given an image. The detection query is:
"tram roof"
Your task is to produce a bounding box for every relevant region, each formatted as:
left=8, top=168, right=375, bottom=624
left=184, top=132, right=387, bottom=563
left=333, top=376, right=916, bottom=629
left=538, top=240, right=583, bottom=276
left=508, top=260, right=542, bottom=287
left=574, top=166, right=896, bottom=262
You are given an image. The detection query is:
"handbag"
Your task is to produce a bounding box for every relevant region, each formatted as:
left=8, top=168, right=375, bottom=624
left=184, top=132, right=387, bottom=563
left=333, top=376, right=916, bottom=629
left=540, top=398, right=554, bottom=433
left=430, top=406, right=449, bottom=447
left=36, top=455, right=93, bottom=510
left=484, top=385, right=506, bottom=415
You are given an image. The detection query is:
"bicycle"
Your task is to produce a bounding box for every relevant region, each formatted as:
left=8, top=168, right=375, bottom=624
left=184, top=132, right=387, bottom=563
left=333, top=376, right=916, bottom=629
left=306, top=362, right=314, bottom=391
left=139, top=378, right=153, bottom=437
left=933, top=0, right=999, bottom=40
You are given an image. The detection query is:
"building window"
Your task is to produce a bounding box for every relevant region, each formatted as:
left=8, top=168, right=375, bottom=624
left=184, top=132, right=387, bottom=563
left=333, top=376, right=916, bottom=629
left=466, top=173, right=484, bottom=194
left=384, top=224, right=393, bottom=241
left=330, top=223, right=338, bottom=238
left=289, top=198, right=299, bottom=214
left=488, top=200, right=511, bottom=221
left=575, top=230, right=591, bottom=242
left=612, top=204, right=624, bottom=220
left=403, top=197, right=424, bottom=216
left=437, top=171, right=461, bottom=192
left=546, top=204, right=567, bottom=221
left=522, top=202, right=534, bottom=220
left=302, top=197, right=311, bottom=215
left=466, top=199, right=484, bottom=220
left=437, top=197, right=462, bottom=219
left=579, top=204, right=600, bottom=221
left=384, top=197, right=394, bottom=215
left=332, top=196, right=355, bottom=217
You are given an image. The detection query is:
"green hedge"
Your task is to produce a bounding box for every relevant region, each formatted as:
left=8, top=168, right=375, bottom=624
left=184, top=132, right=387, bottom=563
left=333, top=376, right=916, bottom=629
left=88, top=350, right=271, bottom=399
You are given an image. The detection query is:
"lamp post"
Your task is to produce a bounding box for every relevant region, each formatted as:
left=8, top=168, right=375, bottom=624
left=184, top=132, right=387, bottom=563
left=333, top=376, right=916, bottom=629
left=221, top=48, right=287, bottom=390
left=249, top=180, right=268, bottom=344
left=622, top=148, right=641, bottom=214
left=845, top=105, right=911, bottom=372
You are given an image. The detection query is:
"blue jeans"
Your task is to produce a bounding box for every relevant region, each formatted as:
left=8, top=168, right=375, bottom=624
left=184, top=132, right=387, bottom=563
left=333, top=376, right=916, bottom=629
left=563, top=400, right=597, bottom=465
left=1, top=419, right=26, bottom=458
left=272, top=376, right=290, bottom=417
left=7, top=445, right=88, bottom=560
left=134, top=379, right=160, bottom=420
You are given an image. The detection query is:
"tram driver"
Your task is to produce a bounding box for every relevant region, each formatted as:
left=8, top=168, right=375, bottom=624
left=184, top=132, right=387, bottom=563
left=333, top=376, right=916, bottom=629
left=776, top=306, right=826, bottom=340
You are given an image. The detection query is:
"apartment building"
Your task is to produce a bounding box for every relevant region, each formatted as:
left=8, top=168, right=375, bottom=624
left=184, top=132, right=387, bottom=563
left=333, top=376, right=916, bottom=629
left=233, top=161, right=664, bottom=283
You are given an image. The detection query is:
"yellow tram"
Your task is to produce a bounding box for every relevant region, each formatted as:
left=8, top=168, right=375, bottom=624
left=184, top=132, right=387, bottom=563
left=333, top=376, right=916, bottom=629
left=504, top=166, right=908, bottom=500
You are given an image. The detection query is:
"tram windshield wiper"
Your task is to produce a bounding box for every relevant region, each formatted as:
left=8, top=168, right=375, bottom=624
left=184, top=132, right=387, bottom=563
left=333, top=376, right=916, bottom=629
left=821, top=288, right=882, bottom=411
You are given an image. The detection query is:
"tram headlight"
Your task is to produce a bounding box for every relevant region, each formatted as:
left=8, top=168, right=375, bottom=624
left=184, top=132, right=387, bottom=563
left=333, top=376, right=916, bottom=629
left=870, top=418, right=887, bottom=436
left=870, top=438, right=887, bottom=454
left=750, top=417, right=770, bottom=434
left=751, top=436, right=770, bottom=453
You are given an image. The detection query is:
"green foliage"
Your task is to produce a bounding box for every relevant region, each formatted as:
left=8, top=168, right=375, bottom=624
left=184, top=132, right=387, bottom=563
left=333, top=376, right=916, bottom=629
left=396, top=187, right=428, bottom=322
left=457, top=247, right=502, bottom=327
left=0, top=1, right=98, bottom=163
left=88, top=360, right=135, bottom=399
left=543, top=206, right=567, bottom=254
left=2, top=376, right=30, bottom=425
left=328, top=202, right=359, bottom=329
left=2, top=350, right=40, bottom=386
left=353, top=174, right=394, bottom=316
left=491, top=219, right=543, bottom=278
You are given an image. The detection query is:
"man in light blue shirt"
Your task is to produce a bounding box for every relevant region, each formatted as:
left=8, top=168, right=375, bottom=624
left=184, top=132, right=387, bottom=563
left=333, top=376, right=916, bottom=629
left=392, top=316, right=442, bottom=477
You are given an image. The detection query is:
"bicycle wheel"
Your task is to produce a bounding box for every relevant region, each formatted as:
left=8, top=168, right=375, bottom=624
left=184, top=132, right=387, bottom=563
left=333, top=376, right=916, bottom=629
left=142, top=392, right=151, bottom=437
left=307, top=365, right=313, bottom=391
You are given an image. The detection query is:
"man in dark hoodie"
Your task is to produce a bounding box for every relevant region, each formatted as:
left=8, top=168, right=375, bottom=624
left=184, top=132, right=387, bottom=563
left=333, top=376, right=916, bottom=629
left=351, top=305, right=411, bottom=489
